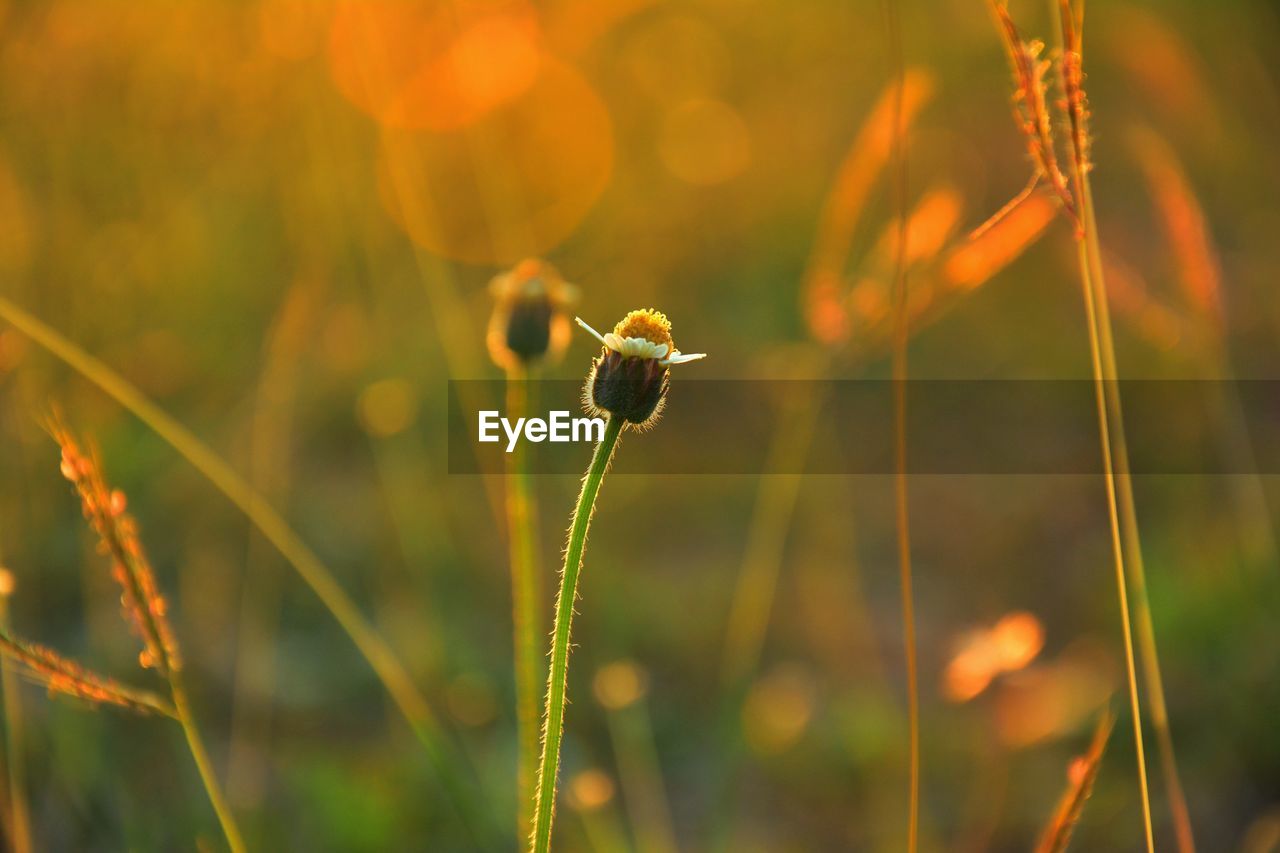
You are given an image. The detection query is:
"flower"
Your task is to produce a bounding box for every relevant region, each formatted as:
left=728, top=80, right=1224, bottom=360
left=487, top=258, right=578, bottom=371
left=577, top=309, right=705, bottom=428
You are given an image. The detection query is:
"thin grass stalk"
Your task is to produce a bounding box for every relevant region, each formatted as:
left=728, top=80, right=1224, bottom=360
left=0, top=425, right=31, bottom=853
left=985, top=4, right=1155, bottom=846
left=506, top=366, right=544, bottom=846
left=170, top=677, right=245, bottom=853
left=532, top=416, right=624, bottom=853
left=228, top=282, right=310, bottom=806
left=572, top=793, right=631, bottom=853
left=1071, top=234, right=1156, bottom=853
left=1049, top=2, right=1187, bottom=847
left=720, top=377, right=824, bottom=687
left=884, top=1, right=920, bottom=848
left=376, top=138, right=506, bottom=530
left=604, top=697, right=678, bottom=853
left=706, top=376, right=822, bottom=851
left=1082, top=187, right=1192, bottom=853
left=0, top=589, right=30, bottom=853
left=1076, top=178, right=1197, bottom=853
left=0, top=296, right=490, bottom=843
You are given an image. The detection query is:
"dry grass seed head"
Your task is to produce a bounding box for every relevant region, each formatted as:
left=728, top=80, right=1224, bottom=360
left=49, top=421, right=181, bottom=675
left=1057, top=0, right=1092, bottom=180
left=1036, top=708, right=1115, bottom=853
left=0, top=630, right=172, bottom=716
left=990, top=2, right=1079, bottom=231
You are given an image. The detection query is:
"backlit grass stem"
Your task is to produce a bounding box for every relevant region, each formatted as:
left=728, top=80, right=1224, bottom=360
left=1072, top=232, right=1155, bottom=853
left=531, top=415, right=623, bottom=853
left=0, top=570, right=31, bottom=853
left=1071, top=100, right=1196, bottom=852
left=884, top=0, right=921, bottom=848
left=1052, top=1, right=1171, bottom=847
left=506, top=366, right=544, bottom=845
left=985, top=4, right=1161, bottom=847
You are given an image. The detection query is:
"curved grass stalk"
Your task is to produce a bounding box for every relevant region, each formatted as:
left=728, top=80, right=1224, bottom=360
left=0, top=295, right=490, bottom=844
left=228, top=285, right=310, bottom=807
left=531, top=416, right=623, bottom=853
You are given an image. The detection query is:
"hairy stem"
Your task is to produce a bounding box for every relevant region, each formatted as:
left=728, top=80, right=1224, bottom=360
left=531, top=416, right=623, bottom=853
left=506, top=368, right=544, bottom=846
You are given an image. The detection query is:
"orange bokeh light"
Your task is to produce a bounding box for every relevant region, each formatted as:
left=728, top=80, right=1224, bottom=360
left=377, top=55, right=613, bottom=265
left=943, top=193, right=1056, bottom=291
left=329, top=0, right=542, bottom=131
left=942, top=611, right=1045, bottom=703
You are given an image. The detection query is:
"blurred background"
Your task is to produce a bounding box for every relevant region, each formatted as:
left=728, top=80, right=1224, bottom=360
left=0, top=0, right=1278, bottom=849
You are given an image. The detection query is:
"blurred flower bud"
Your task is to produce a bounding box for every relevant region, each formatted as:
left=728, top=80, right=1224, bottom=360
left=487, top=258, right=577, bottom=372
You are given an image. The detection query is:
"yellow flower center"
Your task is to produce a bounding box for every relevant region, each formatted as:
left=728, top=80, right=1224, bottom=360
left=613, top=308, right=674, bottom=351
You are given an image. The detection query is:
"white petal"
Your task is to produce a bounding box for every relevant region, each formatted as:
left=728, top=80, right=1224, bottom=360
left=661, top=351, right=707, bottom=366
left=575, top=317, right=609, bottom=346
left=615, top=337, right=655, bottom=358
left=604, top=332, right=626, bottom=353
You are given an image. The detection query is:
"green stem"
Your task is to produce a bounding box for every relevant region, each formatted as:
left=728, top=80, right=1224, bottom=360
left=531, top=416, right=623, bottom=853
left=170, top=677, right=246, bottom=853
left=506, top=368, right=543, bottom=846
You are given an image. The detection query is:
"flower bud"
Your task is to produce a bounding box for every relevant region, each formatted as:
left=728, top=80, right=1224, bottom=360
left=578, top=309, right=706, bottom=429
left=487, top=259, right=577, bottom=372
